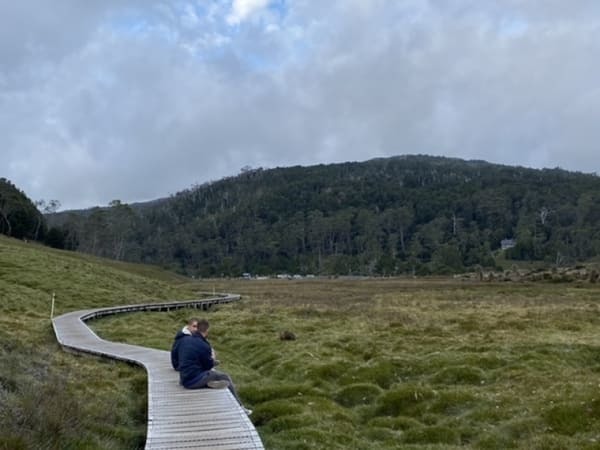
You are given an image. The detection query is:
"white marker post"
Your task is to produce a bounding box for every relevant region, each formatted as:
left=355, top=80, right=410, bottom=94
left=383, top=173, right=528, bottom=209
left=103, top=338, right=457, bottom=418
left=50, top=292, right=55, bottom=319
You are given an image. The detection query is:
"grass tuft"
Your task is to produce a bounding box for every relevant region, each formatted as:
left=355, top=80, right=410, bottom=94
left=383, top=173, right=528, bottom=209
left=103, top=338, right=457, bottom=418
left=333, top=383, right=382, bottom=407
left=431, top=365, right=487, bottom=385
left=402, top=424, right=461, bottom=445
left=374, top=384, right=435, bottom=416
left=544, top=403, right=592, bottom=435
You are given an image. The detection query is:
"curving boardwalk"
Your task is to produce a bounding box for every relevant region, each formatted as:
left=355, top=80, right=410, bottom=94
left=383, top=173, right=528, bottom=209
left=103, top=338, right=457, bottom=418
left=52, top=295, right=264, bottom=450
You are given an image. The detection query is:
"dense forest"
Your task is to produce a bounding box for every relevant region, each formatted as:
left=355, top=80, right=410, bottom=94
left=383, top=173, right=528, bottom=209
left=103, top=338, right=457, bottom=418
left=41, top=155, right=600, bottom=276
left=0, top=178, right=47, bottom=241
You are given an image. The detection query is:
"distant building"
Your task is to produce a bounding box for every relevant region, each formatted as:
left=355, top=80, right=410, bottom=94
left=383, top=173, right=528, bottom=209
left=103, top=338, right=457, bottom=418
left=501, top=239, right=516, bottom=250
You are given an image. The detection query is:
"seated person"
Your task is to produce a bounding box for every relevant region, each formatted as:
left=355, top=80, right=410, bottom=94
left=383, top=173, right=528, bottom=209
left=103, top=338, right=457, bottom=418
left=172, top=317, right=220, bottom=371
left=176, top=317, right=252, bottom=415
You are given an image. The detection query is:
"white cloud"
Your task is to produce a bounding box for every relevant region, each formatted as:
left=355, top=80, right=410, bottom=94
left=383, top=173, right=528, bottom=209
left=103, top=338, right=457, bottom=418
left=2, top=1, right=600, bottom=209
left=227, top=0, right=271, bottom=25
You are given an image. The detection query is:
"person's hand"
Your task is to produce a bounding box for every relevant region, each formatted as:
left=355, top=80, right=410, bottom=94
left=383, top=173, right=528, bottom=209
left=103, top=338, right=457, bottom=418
left=211, top=349, right=220, bottom=366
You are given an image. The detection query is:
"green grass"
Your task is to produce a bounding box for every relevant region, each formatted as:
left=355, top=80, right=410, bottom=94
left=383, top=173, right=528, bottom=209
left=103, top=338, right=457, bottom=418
left=0, top=235, right=195, bottom=449
left=92, top=277, right=600, bottom=449
left=3, top=234, right=600, bottom=449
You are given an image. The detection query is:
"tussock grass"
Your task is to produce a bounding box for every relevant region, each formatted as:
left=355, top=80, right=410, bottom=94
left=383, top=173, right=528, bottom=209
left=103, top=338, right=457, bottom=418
left=334, top=383, right=382, bottom=407
left=4, top=235, right=600, bottom=448
left=93, top=276, right=600, bottom=449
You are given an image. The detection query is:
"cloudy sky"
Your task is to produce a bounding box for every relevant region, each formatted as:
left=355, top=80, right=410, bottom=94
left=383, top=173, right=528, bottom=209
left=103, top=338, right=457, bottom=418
left=2, top=1, right=600, bottom=210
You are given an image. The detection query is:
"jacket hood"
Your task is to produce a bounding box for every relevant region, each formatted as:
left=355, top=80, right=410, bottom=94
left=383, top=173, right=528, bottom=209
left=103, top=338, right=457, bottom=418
left=174, top=326, right=192, bottom=341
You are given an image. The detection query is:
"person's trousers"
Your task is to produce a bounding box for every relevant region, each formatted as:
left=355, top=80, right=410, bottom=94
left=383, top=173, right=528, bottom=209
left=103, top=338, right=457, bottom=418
left=187, top=369, right=242, bottom=405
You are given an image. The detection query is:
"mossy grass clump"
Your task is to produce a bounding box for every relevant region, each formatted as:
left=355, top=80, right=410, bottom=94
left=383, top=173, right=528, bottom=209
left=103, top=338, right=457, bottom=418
left=266, top=426, right=358, bottom=450
left=333, top=382, right=382, bottom=407
left=240, top=382, right=318, bottom=404
left=305, top=359, right=354, bottom=385
left=543, top=402, right=595, bottom=435
left=341, top=359, right=403, bottom=388
left=461, top=353, right=508, bottom=370
left=374, top=384, right=436, bottom=417
left=264, top=414, right=318, bottom=433
left=431, top=365, right=486, bottom=385
left=520, top=434, right=580, bottom=450
left=474, top=431, right=515, bottom=449
left=428, top=388, right=476, bottom=415
left=366, top=415, right=423, bottom=430
left=401, top=424, right=461, bottom=445
left=251, top=399, right=304, bottom=426
left=362, top=426, right=402, bottom=444
left=492, top=416, right=547, bottom=446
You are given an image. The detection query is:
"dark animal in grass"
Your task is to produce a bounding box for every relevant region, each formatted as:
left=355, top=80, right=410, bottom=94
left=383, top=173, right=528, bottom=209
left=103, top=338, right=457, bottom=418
left=279, top=330, right=296, bottom=341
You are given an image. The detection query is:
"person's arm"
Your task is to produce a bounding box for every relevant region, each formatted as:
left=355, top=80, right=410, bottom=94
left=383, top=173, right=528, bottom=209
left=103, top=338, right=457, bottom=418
left=197, top=341, right=214, bottom=371
left=170, top=339, right=180, bottom=370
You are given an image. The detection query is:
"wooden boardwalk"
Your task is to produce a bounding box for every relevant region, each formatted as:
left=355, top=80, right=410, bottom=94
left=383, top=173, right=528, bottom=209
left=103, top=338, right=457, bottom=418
left=52, top=295, right=264, bottom=450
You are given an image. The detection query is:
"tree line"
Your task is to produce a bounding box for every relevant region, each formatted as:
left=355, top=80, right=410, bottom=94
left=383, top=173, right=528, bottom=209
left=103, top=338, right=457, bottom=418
left=41, top=155, right=600, bottom=277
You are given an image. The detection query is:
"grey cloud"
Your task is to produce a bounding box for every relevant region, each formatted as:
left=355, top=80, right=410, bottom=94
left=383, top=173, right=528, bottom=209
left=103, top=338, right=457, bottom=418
left=1, top=1, right=600, bottom=210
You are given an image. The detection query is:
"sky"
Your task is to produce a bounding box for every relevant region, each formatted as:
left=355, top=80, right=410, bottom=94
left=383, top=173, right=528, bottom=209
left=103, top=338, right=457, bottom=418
left=2, top=1, right=600, bottom=210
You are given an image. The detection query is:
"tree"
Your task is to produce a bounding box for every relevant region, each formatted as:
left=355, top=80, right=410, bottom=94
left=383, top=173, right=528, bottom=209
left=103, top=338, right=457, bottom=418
left=107, top=200, right=136, bottom=260
left=34, top=199, right=61, bottom=240
left=0, top=178, right=45, bottom=240
left=0, top=192, right=12, bottom=236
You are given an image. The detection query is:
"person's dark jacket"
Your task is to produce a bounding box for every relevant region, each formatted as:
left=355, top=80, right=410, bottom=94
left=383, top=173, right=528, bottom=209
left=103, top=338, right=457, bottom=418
left=177, top=333, right=215, bottom=388
left=170, top=328, right=190, bottom=370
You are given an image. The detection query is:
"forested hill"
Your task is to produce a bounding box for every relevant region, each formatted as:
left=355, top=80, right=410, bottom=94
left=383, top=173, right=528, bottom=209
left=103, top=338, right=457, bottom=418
left=47, top=155, right=600, bottom=276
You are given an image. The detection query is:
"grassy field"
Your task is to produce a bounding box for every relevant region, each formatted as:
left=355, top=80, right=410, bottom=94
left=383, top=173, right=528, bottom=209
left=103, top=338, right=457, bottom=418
left=2, top=235, right=600, bottom=449
left=94, top=278, right=600, bottom=449
left=0, top=235, right=196, bottom=449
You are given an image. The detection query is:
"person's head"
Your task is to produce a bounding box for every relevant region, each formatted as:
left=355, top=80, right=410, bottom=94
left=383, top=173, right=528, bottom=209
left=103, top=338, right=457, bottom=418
left=187, top=317, right=200, bottom=332
left=188, top=317, right=209, bottom=336
left=196, top=318, right=210, bottom=336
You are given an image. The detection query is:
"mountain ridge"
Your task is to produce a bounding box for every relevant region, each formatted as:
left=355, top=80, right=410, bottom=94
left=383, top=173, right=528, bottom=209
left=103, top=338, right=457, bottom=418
left=46, top=154, right=600, bottom=276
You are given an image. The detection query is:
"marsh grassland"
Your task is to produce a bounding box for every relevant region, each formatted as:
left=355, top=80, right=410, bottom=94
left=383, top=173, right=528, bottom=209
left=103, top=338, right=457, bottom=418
left=2, top=235, right=600, bottom=449
left=94, top=278, right=600, bottom=450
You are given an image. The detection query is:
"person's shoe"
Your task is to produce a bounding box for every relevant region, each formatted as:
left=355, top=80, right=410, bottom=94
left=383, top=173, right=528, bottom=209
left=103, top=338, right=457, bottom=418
left=207, top=380, right=229, bottom=389
left=242, top=407, right=253, bottom=416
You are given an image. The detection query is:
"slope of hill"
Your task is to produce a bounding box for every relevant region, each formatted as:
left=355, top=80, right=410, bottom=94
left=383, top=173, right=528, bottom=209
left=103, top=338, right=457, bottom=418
left=48, top=155, right=600, bottom=276
left=0, top=235, right=193, bottom=449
